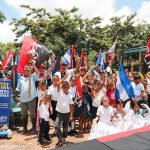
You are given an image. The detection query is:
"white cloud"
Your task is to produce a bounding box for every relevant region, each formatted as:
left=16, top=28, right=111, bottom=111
left=114, top=6, right=132, bottom=17
left=0, top=21, right=16, bottom=43
left=2, top=0, right=150, bottom=42
left=137, top=1, right=150, bottom=23
left=4, top=0, right=115, bottom=19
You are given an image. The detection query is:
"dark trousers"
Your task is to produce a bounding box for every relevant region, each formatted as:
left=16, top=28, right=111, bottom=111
left=50, top=100, right=57, bottom=121
left=55, top=112, right=70, bottom=139
left=39, top=118, right=50, bottom=140
left=91, top=106, right=98, bottom=119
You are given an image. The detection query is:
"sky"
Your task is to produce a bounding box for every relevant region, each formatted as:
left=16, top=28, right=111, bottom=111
left=0, top=0, right=150, bottom=43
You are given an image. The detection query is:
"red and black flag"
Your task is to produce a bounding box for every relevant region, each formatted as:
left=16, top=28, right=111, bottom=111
left=55, top=126, right=150, bottom=150
left=18, top=36, right=51, bottom=74
left=142, top=39, right=150, bottom=74
left=2, top=50, right=13, bottom=69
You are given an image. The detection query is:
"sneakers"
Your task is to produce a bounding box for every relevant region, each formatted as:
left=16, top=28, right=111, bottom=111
left=38, top=138, right=44, bottom=145
left=44, top=135, right=52, bottom=142
left=62, top=138, right=67, bottom=144
left=72, top=130, right=78, bottom=134
left=56, top=140, right=63, bottom=147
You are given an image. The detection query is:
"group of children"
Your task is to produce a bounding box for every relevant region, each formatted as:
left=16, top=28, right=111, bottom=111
left=35, top=62, right=150, bottom=147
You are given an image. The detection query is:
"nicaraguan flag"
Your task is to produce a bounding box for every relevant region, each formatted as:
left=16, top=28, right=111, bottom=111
left=115, top=64, right=134, bottom=101
left=96, top=51, right=104, bottom=71
left=62, top=49, right=71, bottom=66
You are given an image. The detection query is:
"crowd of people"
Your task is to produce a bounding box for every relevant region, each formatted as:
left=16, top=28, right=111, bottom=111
left=0, top=56, right=150, bottom=147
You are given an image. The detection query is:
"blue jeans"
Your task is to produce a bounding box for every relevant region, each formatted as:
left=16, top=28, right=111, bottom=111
left=55, top=112, right=70, bottom=139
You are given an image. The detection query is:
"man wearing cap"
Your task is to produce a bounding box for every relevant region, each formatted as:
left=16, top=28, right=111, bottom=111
left=55, top=56, right=80, bottom=82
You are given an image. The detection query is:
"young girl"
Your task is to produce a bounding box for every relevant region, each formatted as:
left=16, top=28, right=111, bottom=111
left=126, top=101, right=148, bottom=130
left=36, top=77, right=48, bottom=132
left=38, top=91, right=52, bottom=145
left=112, top=99, right=128, bottom=132
left=90, top=96, right=118, bottom=139
left=91, top=85, right=102, bottom=119
left=106, top=82, right=116, bottom=107
left=79, top=84, right=92, bottom=134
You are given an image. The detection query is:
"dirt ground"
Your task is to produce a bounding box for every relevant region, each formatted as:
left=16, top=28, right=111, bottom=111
left=0, top=124, right=90, bottom=150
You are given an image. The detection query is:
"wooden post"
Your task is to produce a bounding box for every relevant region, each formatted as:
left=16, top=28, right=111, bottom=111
left=139, top=51, right=142, bottom=72
left=28, top=57, right=32, bottom=98
left=12, top=51, right=17, bottom=91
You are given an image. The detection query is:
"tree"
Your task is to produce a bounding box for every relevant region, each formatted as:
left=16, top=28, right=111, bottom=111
left=10, top=5, right=104, bottom=55
left=0, top=11, right=6, bottom=23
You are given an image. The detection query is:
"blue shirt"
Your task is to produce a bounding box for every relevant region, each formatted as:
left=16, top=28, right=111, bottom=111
left=16, top=73, right=38, bottom=103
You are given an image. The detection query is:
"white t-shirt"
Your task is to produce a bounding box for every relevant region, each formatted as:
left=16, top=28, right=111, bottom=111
left=131, top=82, right=144, bottom=98
left=96, top=105, right=114, bottom=124
left=47, top=84, right=58, bottom=101
left=69, top=86, right=76, bottom=99
left=92, top=93, right=103, bottom=107
left=38, top=103, right=49, bottom=121
left=99, top=87, right=107, bottom=97
left=56, top=90, right=74, bottom=113
left=55, top=69, right=74, bottom=82
left=37, top=89, right=45, bottom=109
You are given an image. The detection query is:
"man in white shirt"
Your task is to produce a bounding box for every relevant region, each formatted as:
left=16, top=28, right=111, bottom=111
left=16, top=61, right=40, bottom=134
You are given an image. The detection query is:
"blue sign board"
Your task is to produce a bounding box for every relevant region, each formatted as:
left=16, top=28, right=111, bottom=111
left=0, top=80, right=11, bottom=125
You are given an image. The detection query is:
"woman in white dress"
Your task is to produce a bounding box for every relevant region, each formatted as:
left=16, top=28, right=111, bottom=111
left=89, top=96, right=118, bottom=139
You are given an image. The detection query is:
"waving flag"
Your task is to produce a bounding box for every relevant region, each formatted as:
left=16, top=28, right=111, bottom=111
left=96, top=50, right=104, bottom=71
left=115, top=63, right=134, bottom=101
left=142, top=39, right=150, bottom=74
left=18, top=36, right=51, bottom=74
left=62, top=49, right=71, bottom=66
left=75, top=75, right=82, bottom=107
left=105, top=37, right=117, bottom=67
left=2, top=50, right=13, bottom=69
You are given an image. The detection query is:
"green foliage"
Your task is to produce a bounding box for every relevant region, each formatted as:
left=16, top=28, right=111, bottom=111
left=0, top=6, right=149, bottom=65
left=0, top=11, right=6, bottom=23
left=88, top=50, right=98, bottom=63
left=0, top=42, right=16, bottom=60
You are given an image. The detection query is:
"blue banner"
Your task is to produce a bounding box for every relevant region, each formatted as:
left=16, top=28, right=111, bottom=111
left=0, top=80, right=11, bottom=125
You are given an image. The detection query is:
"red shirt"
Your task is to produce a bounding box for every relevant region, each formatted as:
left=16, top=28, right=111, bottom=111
left=106, top=89, right=116, bottom=106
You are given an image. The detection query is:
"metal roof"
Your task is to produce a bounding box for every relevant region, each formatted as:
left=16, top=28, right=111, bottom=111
left=124, top=47, right=147, bottom=54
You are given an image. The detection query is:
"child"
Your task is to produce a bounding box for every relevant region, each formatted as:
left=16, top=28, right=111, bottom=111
left=36, top=77, right=48, bottom=132
left=47, top=75, right=60, bottom=122
left=79, top=84, right=92, bottom=134
left=112, top=99, right=127, bottom=131
left=128, top=101, right=148, bottom=129
left=55, top=81, right=74, bottom=147
left=38, top=91, right=52, bottom=145
left=68, top=76, right=77, bottom=135
left=90, top=96, right=118, bottom=139
left=91, top=85, right=102, bottom=119
left=106, top=82, right=116, bottom=107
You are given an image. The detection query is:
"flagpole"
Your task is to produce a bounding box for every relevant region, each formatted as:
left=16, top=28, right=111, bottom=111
left=12, top=50, right=17, bottom=91
left=28, top=57, right=32, bottom=98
